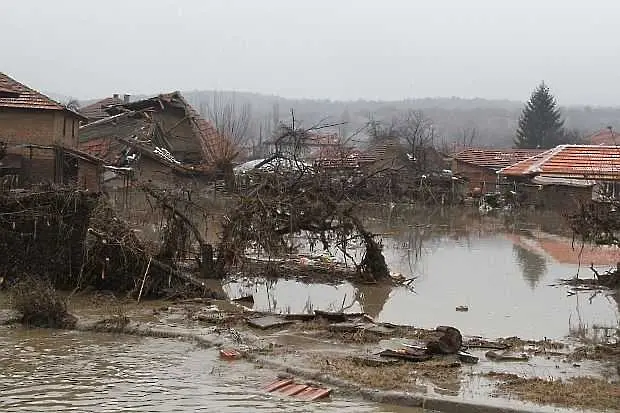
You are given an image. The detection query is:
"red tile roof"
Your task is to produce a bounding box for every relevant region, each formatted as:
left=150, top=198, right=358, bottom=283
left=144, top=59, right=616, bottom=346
left=0, top=72, right=84, bottom=119
left=499, top=145, right=620, bottom=180
left=80, top=96, right=124, bottom=121
left=453, top=148, right=545, bottom=170
left=359, top=138, right=408, bottom=164
left=586, top=128, right=620, bottom=146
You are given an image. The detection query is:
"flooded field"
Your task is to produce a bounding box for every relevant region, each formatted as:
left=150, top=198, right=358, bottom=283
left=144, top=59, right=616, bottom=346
left=0, top=327, right=424, bottom=413
left=224, top=206, right=620, bottom=340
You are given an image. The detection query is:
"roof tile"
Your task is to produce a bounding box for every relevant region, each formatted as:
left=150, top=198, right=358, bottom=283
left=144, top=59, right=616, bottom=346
left=499, top=145, right=620, bottom=179
left=80, top=96, right=124, bottom=121
left=454, top=148, right=545, bottom=169
left=0, top=72, right=75, bottom=113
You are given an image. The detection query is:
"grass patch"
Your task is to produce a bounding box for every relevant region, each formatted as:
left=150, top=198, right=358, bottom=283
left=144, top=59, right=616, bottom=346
left=10, top=277, right=75, bottom=328
left=309, top=354, right=462, bottom=392
left=487, top=372, right=620, bottom=412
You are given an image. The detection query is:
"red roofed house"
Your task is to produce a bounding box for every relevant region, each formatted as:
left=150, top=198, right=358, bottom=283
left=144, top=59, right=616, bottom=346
left=499, top=145, right=620, bottom=208
left=79, top=94, right=127, bottom=123
left=586, top=128, right=620, bottom=146
left=0, top=72, right=102, bottom=191
left=452, top=148, right=545, bottom=194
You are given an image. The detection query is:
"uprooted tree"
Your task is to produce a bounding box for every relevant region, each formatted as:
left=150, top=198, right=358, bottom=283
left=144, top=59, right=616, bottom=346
left=567, top=200, right=620, bottom=288
left=217, top=123, right=390, bottom=282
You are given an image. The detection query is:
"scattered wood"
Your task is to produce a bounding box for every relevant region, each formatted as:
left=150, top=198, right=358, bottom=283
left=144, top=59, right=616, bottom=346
left=465, top=338, right=510, bottom=350
left=247, top=315, right=294, bottom=330
left=378, top=348, right=432, bottom=362
left=485, top=350, right=529, bottom=362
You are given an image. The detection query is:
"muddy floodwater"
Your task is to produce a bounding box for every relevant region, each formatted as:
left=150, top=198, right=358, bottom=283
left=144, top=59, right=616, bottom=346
left=225, top=206, right=620, bottom=341
left=0, top=327, right=426, bottom=413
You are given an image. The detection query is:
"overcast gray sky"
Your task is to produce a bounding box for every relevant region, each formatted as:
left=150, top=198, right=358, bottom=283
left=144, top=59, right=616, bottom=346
left=2, top=0, right=619, bottom=105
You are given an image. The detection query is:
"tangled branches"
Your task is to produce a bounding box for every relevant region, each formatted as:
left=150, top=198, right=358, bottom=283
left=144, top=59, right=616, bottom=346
left=568, top=202, right=620, bottom=247
left=566, top=201, right=620, bottom=288
left=0, top=190, right=97, bottom=288
left=220, top=166, right=389, bottom=281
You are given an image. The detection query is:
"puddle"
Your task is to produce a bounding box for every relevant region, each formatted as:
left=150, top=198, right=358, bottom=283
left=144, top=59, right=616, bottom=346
left=224, top=208, right=620, bottom=340
left=0, top=327, right=427, bottom=412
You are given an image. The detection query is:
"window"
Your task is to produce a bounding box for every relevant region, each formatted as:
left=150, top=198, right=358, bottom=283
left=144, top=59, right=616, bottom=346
left=63, top=118, right=67, bottom=136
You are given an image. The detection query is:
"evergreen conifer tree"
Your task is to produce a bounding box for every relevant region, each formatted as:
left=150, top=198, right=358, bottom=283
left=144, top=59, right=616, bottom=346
left=515, top=82, right=564, bottom=148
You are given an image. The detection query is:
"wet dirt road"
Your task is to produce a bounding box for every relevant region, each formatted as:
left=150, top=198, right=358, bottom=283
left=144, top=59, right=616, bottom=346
left=0, top=327, right=428, bottom=413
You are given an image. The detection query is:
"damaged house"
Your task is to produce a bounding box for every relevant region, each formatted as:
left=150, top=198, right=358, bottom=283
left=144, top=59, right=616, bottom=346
left=0, top=72, right=102, bottom=191
left=79, top=92, right=234, bottom=189
left=79, top=94, right=127, bottom=123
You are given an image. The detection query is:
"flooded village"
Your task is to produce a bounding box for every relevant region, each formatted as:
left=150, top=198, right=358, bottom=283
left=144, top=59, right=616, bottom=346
left=3, top=0, right=620, bottom=407
left=1, top=70, right=619, bottom=412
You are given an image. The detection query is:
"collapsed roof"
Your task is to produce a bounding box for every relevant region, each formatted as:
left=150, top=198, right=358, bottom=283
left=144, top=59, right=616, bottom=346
left=79, top=92, right=234, bottom=171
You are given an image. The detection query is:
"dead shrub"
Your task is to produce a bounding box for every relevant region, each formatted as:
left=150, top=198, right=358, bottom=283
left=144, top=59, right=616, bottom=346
left=10, top=277, right=74, bottom=328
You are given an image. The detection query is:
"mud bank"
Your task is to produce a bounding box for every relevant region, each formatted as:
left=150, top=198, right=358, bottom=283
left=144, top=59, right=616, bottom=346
left=67, top=319, right=610, bottom=413
left=1, top=293, right=616, bottom=413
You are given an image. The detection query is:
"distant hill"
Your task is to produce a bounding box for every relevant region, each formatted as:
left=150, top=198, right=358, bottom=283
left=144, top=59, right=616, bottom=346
left=59, top=90, right=620, bottom=149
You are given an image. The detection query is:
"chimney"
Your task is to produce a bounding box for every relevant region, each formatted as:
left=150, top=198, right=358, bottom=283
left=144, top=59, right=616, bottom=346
left=123, top=94, right=130, bottom=104
left=113, top=93, right=119, bottom=99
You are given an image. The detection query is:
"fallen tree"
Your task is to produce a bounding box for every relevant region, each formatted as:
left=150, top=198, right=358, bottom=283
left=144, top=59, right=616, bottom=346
left=219, top=124, right=390, bottom=282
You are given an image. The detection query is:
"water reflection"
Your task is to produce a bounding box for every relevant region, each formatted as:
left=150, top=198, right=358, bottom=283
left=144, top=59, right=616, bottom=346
left=513, top=244, right=547, bottom=289
left=224, top=207, right=620, bottom=340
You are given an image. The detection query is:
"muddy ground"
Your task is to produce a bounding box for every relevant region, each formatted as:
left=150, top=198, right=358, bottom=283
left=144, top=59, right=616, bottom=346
left=2, top=292, right=617, bottom=412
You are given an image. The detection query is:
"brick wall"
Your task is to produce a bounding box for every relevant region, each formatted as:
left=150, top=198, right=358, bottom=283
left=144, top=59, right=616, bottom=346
left=452, top=160, right=498, bottom=193
left=0, top=109, right=56, bottom=149
left=0, top=108, right=85, bottom=186
left=77, top=159, right=102, bottom=192
left=0, top=108, right=79, bottom=149
left=538, top=185, right=592, bottom=212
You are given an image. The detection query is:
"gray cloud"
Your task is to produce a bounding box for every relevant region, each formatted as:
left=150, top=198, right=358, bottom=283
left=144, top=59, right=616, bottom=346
left=2, top=0, right=619, bottom=105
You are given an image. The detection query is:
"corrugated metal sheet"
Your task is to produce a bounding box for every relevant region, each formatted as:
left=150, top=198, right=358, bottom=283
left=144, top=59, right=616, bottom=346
left=0, top=72, right=83, bottom=119
left=499, top=145, right=620, bottom=180
left=453, top=148, right=544, bottom=169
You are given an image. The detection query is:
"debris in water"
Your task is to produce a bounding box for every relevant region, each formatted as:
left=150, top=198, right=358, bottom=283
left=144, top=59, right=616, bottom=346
left=263, top=378, right=332, bottom=401
left=219, top=349, right=242, bottom=360
left=232, top=295, right=254, bottom=305
left=247, top=315, right=294, bottom=330
left=350, top=355, right=398, bottom=367
left=457, top=351, right=479, bottom=364
left=485, top=350, right=529, bottom=362
left=465, top=338, right=509, bottom=350
left=378, top=348, right=432, bottom=362
left=426, top=326, right=462, bottom=355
